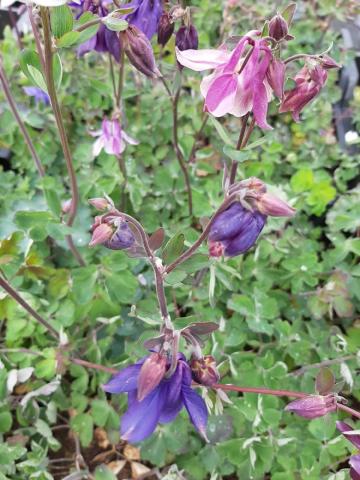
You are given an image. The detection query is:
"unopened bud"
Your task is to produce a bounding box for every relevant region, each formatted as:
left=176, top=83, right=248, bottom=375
left=88, top=197, right=109, bottom=211
left=285, top=394, right=337, bottom=419
left=62, top=199, right=72, bottom=214
left=266, top=58, right=286, bottom=98
left=256, top=193, right=296, bottom=217
left=157, top=12, right=174, bottom=47
left=190, top=355, right=220, bottom=387
left=269, top=14, right=288, bottom=41
left=120, top=25, right=161, bottom=78
left=89, top=223, right=114, bottom=247
left=175, top=24, right=198, bottom=52
left=137, top=353, right=167, bottom=401
left=319, top=54, right=340, bottom=70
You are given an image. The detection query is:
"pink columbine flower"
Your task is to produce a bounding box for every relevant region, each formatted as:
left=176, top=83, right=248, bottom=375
left=91, top=118, right=139, bottom=157
left=176, top=31, right=278, bottom=129
left=279, top=56, right=339, bottom=121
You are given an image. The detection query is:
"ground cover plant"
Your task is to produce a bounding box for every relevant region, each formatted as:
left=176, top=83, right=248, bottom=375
left=0, top=0, right=359, bottom=479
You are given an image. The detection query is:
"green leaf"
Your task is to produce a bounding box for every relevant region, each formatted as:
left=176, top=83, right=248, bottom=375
left=105, top=270, right=138, bottom=304
left=72, top=266, right=98, bottom=304
left=223, top=146, right=250, bottom=163
left=91, top=399, right=111, bottom=427
left=51, top=5, right=74, bottom=39
left=209, top=116, right=233, bottom=146
left=94, top=465, right=117, bottom=480
left=281, top=3, right=297, bottom=26
left=243, top=137, right=267, bottom=150
left=53, top=53, right=63, bottom=90
left=0, top=412, right=12, bottom=433
left=56, top=31, right=81, bottom=48
left=15, top=210, right=54, bottom=230
left=20, top=50, right=47, bottom=92
left=27, top=65, right=48, bottom=93
left=162, top=232, right=185, bottom=264
left=75, top=12, right=100, bottom=44
left=290, top=169, right=314, bottom=193
left=70, top=413, right=94, bottom=447
left=104, top=15, right=129, bottom=32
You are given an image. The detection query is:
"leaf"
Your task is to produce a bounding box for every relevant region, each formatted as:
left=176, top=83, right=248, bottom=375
left=53, top=53, right=63, bottom=90
left=209, top=116, right=233, bottom=146
left=51, top=5, right=74, bottom=38
left=223, top=146, right=250, bottom=163
left=27, top=65, right=48, bottom=93
left=0, top=412, right=12, bottom=433
left=148, top=228, right=165, bottom=251
left=104, top=15, right=128, bottom=32
left=315, top=368, right=335, bottom=395
left=105, top=271, right=138, bottom=304
left=94, top=465, right=117, bottom=480
left=70, top=413, right=94, bottom=447
left=57, top=31, right=81, bottom=48
left=75, top=12, right=100, bottom=44
left=20, top=50, right=47, bottom=92
left=72, top=266, right=98, bottom=304
left=243, top=137, right=267, bottom=150
left=162, top=232, right=185, bottom=264
left=281, top=3, right=297, bottom=26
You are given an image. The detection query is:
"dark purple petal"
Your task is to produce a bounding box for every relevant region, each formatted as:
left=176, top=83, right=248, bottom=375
left=102, top=364, right=142, bottom=393
left=350, top=456, right=360, bottom=480
left=121, top=387, right=164, bottom=442
left=182, top=384, right=208, bottom=440
left=336, top=421, right=360, bottom=449
left=105, top=28, right=121, bottom=62
left=224, top=211, right=266, bottom=256
left=105, top=222, right=135, bottom=250
left=159, top=382, right=183, bottom=423
left=126, top=0, right=162, bottom=39
left=209, top=203, right=254, bottom=242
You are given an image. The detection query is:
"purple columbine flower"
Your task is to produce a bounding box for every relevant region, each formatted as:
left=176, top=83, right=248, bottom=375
left=72, top=0, right=121, bottom=61
left=336, top=422, right=360, bottom=480
left=124, top=0, right=163, bottom=40
left=89, top=215, right=135, bottom=250
left=208, top=202, right=266, bottom=257
left=279, top=57, right=339, bottom=121
left=91, top=118, right=138, bottom=157
left=102, top=354, right=208, bottom=442
left=176, top=30, right=275, bottom=129
left=23, top=86, right=50, bottom=105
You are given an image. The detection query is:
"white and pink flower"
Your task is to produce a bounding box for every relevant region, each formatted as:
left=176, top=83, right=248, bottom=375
left=91, top=118, right=138, bottom=157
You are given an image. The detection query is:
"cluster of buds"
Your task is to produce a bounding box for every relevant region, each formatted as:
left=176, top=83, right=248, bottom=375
left=157, top=5, right=198, bottom=54
left=208, top=178, right=295, bottom=257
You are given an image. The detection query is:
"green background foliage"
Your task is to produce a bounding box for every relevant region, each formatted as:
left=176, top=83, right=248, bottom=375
left=0, top=0, right=359, bottom=478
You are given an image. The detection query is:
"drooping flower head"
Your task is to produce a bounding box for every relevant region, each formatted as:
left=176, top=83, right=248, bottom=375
left=89, top=214, right=136, bottom=251
left=336, top=422, right=360, bottom=480
left=124, top=0, right=163, bottom=40
left=285, top=394, right=337, bottom=419
left=208, top=178, right=295, bottom=257
left=72, top=0, right=121, bottom=61
left=102, top=353, right=208, bottom=442
left=176, top=31, right=278, bottom=129
left=91, top=118, right=138, bottom=157
left=279, top=56, right=339, bottom=121
left=23, top=86, right=50, bottom=106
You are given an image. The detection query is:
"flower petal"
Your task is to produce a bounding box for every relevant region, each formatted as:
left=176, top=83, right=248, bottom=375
left=121, top=387, right=164, bottom=442
left=205, top=73, right=238, bottom=117
left=93, top=137, right=105, bottom=157
left=182, top=384, right=208, bottom=440
left=175, top=47, right=230, bottom=71
left=102, top=364, right=142, bottom=394
left=336, top=421, right=360, bottom=449
left=122, top=130, right=139, bottom=145
left=350, top=456, right=360, bottom=480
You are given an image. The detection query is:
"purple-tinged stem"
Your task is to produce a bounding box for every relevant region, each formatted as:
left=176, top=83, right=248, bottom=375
left=8, top=7, right=23, bottom=50
left=27, top=6, right=46, bottom=72
left=229, top=113, right=250, bottom=186
left=39, top=8, right=85, bottom=267
left=71, top=357, right=117, bottom=374
left=0, top=57, right=45, bottom=177
left=0, top=276, right=59, bottom=340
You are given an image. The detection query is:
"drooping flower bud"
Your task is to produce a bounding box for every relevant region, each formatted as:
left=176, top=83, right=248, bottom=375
left=137, top=353, right=167, bottom=402
left=208, top=202, right=266, bottom=257
left=62, top=199, right=72, bottom=214
left=285, top=394, right=337, bottom=419
left=89, top=223, right=114, bottom=247
left=318, top=54, right=341, bottom=70
left=88, top=197, right=109, bottom=211
left=269, top=13, right=289, bottom=41
left=175, top=24, right=198, bottom=52
left=157, top=12, right=174, bottom=47
left=190, top=355, right=220, bottom=387
left=89, top=216, right=135, bottom=250
left=255, top=193, right=296, bottom=217
left=120, top=25, right=161, bottom=78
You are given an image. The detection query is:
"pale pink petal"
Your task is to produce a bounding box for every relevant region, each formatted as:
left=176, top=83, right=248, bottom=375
left=89, top=129, right=102, bottom=138
left=205, top=73, right=238, bottom=117
left=119, top=138, right=126, bottom=154
left=93, top=137, right=105, bottom=157
left=252, top=81, right=272, bottom=130
left=122, top=131, right=139, bottom=146
left=175, top=47, right=230, bottom=71
left=228, top=75, right=253, bottom=117
left=200, top=71, right=220, bottom=98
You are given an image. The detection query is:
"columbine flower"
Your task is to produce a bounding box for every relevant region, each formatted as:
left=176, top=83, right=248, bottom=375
left=336, top=422, right=360, bottom=480
left=124, top=0, right=163, bottom=40
left=157, top=11, right=175, bottom=47
left=285, top=394, right=337, bottom=419
left=190, top=355, right=220, bottom=387
left=89, top=215, right=135, bottom=250
left=91, top=118, right=138, bottom=157
left=279, top=57, right=339, bottom=121
left=23, top=86, right=50, bottom=106
left=176, top=31, right=276, bottom=129
left=72, top=0, right=121, bottom=61
left=208, top=178, right=295, bottom=257
left=102, top=354, right=208, bottom=442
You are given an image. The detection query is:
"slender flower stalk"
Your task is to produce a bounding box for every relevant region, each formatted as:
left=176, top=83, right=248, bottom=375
left=38, top=8, right=85, bottom=267
left=0, top=276, right=59, bottom=340
left=0, top=56, right=45, bottom=177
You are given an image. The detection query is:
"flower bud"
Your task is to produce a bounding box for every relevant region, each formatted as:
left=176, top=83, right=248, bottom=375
left=266, top=58, right=286, bottom=98
left=120, top=25, right=161, bottom=78
left=190, top=355, right=220, bottom=387
left=255, top=193, right=296, bottom=217
left=319, top=54, right=340, bottom=70
left=269, top=13, right=288, bottom=41
left=88, top=197, right=109, bottom=211
left=285, top=394, right=337, bottom=419
left=175, top=24, right=198, bottom=52
left=137, top=353, right=167, bottom=401
left=89, top=223, right=114, bottom=247
left=62, top=199, right=72, bottom=214
left=157, top=12, right=174, bottom=47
